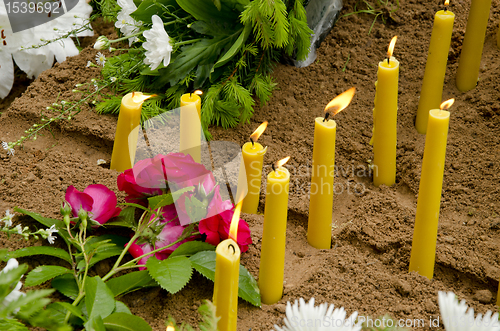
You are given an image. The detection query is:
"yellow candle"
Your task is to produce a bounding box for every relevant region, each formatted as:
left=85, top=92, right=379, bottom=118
left=307, top=88, right=355, bottom=250
left=455, top=0, right=492, bottom=92
left=110, top=92, right=154, bottom=172
left=416, top=2, right=455, bottom=134
left=409, top=99, right=453, bottom=279
left=180, top=91, right=202, bottom=163
left=237, top=122, right=268, bottom=214
left=259, top=157, right=290, bottom=305
left=371, top=36, right=399, bottom=187
left=213, top=200, right=243, bottom=331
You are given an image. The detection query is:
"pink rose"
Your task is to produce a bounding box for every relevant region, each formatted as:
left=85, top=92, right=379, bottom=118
left=65, top=184, right=121, bottom=225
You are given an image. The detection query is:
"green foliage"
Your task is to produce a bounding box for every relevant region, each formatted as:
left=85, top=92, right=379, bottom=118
left=5, top=246, right=72, bottom=264
left=146, top=256, right=193, bottom=294
left=344, top=0, right=400, bottom=35
left=25, top=266, right=72, bottom=287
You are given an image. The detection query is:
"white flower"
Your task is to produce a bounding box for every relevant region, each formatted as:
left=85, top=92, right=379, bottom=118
left=143, top=15, right=173, bottom=71
left=438, top=291, right=500, bottom=331
left=86, top=61, right=92, bottom=68
left=15, top=224, right=22, bottom=234
left=110, top=77, right=117, bottom=82
left=0, top=259, right=25, bottom=308
left=274, top=298, right=362, bottom=331
left=95, top=52, right=106, bottom=66
left=3, top=209, right=14, bottom=227
left=2, top=141, right=14, bottom=156
left=115, top=0, right=142, bottom=46
left=46, top=224, right=59, bottom=244
left=94, top=36, right=110, bottom=50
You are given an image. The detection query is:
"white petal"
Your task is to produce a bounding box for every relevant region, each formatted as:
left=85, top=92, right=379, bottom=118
left=13, top=49, right=52, bottom=79
left=0, top=51, right=14, bottom=99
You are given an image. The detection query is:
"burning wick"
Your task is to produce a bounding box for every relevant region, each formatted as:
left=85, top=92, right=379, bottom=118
left=249, top=121, right=268, bottom=148
left=189, top=89, right=203, bottom=98
left=439, top=98, right=454, bottom=113
left=228, top=243, right=236, bottom=254
left=323, top=87, right=356, bottom=122
left=387, top=36, right=397, bottom=65
left=444, top=0, right=449, bottom=12
left=272, top=156, right=291, bottom=173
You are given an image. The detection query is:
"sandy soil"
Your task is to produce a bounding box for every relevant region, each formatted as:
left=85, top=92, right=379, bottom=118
left=1, top=0, right=499, bottom=330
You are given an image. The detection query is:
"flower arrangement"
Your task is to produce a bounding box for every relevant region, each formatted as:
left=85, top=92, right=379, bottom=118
left=0, top=152, right=259, bottom=330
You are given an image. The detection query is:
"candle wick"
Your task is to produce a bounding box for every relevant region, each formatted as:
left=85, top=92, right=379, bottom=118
left=323, top=112, right=330, bottom=122
left=272, top=163, right=276, bottom=173
left=228, top=243, right=236, bottom=254
left=250, top=137, right=255, bottom=148
left=387, top=57, right=390, bottom=65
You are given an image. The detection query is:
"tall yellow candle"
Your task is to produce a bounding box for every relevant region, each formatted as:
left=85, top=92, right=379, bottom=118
left=416, top=1, right=455, bottom=134
left=455, top=0, right=492, bottom=92
left=213, top=201, right=243, bottom=331
left=371, top=36, right=399, bottom=187
left=259, top=157, right=290, bottom=305
left=110, top=92, right=154, bottom=172
left=237, top=122, right=268, bottom=214
left=307, top=88, right=356, bottom=250
left=180, top=91, right=202, bottom=163
left=409, top=99, right=453, bottom=279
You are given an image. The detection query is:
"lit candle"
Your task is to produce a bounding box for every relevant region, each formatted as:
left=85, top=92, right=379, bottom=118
left=455, top=0, right=492, bottom=92
left=416, top=0, right=455, bottom=134
left=180, top=90, right=202, bottom=163
left=409, top=99, right=454, bottom=280
left=236, top=122, right=268, bottom=214
left=213, top=200, right=243, bottom=331
left=259, top=157, right=290, bottom=305
left=371, top=36, right=399, bottom=187
left=110, top=92, right=155, bottom=172
left=307, top=88, right=356, bottom=250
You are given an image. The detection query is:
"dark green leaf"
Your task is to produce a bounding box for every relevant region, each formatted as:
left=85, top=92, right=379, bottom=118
left=190, top=251, right=261, bottom=306
left=213, top=25, right=250, bottom=69
left=78, top=235, right=129, bottom=269
left=131, top=0, right=179, bottom=23
left=51, top=302, right=85, bottom=322
left=6, top=289, right=54, bottom=318
left=7, top=247, right=71, bottom=265
left=147, top=186, right=194, bottom=211
left=84, top=276, right=115, bottom=321
left=170, top=242, right=215, bottom=258
left=52, top=274, right=79, bottom=300
left=102, top=313, right=152, bottom=331
left=211, top=0, right=220, bottom=10
left=106, top=206, right=136, bottom=228
left=146, top=256, right=192, bottom=294
left=106, top=270, right=157, bottom=297
left=175, top=0, right=239, bottom=22
left=25, top=266, right=72, bottom=287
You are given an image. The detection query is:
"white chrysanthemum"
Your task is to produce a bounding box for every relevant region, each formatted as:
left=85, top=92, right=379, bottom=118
left=96, top=52, right=106, bottom=66
left=0, top=0, right=93, bottom=98
left=0, top=259, right=25, bottom=308
left=115, top=0, right=142, bottom=46
left=274, top=298, right=362, bottom=331
left=143, top=15, right=173, bottom=71
left=438, top=291, right=500, bottom=331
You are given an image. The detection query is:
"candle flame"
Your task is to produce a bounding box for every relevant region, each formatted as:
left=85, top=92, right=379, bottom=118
left=274, top=156, right=290, bottom=170
left=249, top=121, right=268, bottom=142
left=440, top=98, right=455, bottom=110
left=324, top=87, right=356, bottom=116
left=444, top=0, right=450, bottom=6
left=229, top=199, right=243, bottom=243
left=387, top=36, right=397, bottom=59
left=193, top=90, right=203, bottom=95
left=131, top=92, right=156, bottom=103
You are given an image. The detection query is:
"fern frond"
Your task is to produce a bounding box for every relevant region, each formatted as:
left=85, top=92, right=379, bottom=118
left=95, top=95, right=122, bottom=114
left=250, top=73, right=277, bottom=105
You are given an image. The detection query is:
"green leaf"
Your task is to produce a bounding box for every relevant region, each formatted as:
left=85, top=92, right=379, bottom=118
left=14, top=208, right=68, bottom=242
left=147, top=186, right=194, bottom=211
left=84, top=276, right=115, bottom=321
left=190, top=251, right=261, bottom=307
left=52, top=274, right=79, bottom=300
left=6, top=289, right=54, bottom=318
left=146, top=256, right=192, bottom=294
left=211, top=0, right=220, bottom=10
left=51, top=302, right=85, bottom=322
left=78, top=235, right=129, bottom=269
left=131, top=0, right=179, bottom=23
left=7, top=247, right=72, bottom=265
left=113, top=301, right=132, bottom=315
left=0, top=318, right=30, bottom=331
left=184, top=195, right=210, bottom=223
left=213, top=25, right=250, bottom=70
left=90, top=315, right=106, bottom=331
left=106, top=270, right=157, bottom=297
left=175, top=0, right=239, bottom=22
left=25, top=266, right=72, bottom=287
left=102, top=313, right=152, bottom=331
left=106, top=206, right=136, bottom=228
left=170, top=242, right=215, bottom=258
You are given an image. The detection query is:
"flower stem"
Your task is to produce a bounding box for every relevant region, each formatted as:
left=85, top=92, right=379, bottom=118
left=175, top=38, right=201, bottom=46
left=110, top=31, right=143, bottom=44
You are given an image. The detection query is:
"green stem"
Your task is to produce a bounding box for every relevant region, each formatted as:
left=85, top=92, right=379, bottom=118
left=175, top=38, right=201, bottom=46
left=110, top=31, right=143, bottom=44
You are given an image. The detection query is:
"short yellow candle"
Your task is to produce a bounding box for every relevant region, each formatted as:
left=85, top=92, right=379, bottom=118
left=455, top=0, right=492, bottom=92
left=259, top=157, right=290, bottom=305
left=110, top=92, right=154, bottom=172
left=307, top=88, right=355, bottom=250
left=237, top=122, right=268, bottom=214
left=180, top=91, right=202, bottom=163
left=213, top=200, right=243, bottom=331
left=409, top=99, right=453, bottom=280
left=371, top=36, right=399, bottom=187
left=416, top=2, right=455, bottom=134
